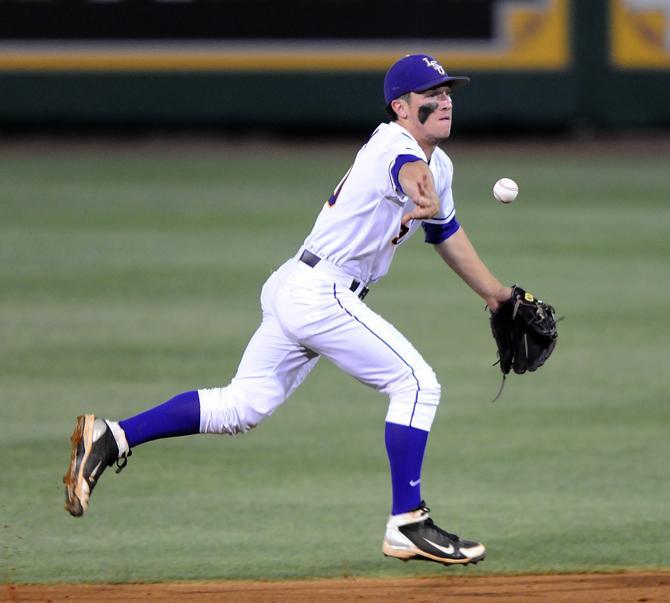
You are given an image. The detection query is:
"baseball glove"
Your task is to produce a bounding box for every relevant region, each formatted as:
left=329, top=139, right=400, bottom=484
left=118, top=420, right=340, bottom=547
left=490, top=285, right=558, bottom=399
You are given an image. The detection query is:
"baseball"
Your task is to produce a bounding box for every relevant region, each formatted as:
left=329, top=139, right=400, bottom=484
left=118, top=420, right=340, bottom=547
left=493, top=178, right=519, bottom=204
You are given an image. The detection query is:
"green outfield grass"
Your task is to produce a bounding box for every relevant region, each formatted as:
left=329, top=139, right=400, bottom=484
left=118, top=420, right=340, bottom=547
left=1, top=139, right=669, bottom=583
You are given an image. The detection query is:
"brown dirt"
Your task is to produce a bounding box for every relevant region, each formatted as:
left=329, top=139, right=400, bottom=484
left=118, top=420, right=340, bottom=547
left=4, top=573, right=670, bottom=603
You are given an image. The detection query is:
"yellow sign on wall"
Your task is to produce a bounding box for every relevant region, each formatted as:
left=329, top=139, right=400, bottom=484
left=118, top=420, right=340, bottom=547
left=0, top=0, right=570, bottom=72
left=433, top=0, right=570, bottom=70
left=611, top=0, right=670, bottom=68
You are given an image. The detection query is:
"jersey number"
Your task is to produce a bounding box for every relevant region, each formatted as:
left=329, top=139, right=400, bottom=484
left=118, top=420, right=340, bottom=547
left=327, top=166, right=352, bottom=206
left=391, top=224, right=409, bottom=245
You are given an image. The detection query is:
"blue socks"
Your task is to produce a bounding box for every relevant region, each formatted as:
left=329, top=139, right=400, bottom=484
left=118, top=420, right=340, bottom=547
left=119, top=390, right=201, bottom=449
left=385, top=422, right=429, bottom=515
left=118, top=395, right=428, bottom=515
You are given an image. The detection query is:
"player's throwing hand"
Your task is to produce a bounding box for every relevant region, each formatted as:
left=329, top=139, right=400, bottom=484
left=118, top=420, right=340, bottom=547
left=400, top=169, right=440, bottom=226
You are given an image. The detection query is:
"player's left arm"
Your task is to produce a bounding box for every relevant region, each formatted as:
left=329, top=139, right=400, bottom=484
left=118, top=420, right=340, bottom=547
left=433, top=227, right=512, bottom=312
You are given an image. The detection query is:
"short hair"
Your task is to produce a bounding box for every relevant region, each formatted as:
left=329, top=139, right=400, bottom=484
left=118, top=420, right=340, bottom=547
left=385, top=92, right=412, bottom=121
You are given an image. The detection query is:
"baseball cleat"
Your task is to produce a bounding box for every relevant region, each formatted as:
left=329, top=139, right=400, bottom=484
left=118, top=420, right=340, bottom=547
left=382, top=502, right=486, bottom=566
left=63, top=415, right=129, bottom=517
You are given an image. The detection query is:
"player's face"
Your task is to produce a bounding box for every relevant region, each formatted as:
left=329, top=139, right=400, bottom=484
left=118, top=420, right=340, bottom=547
left=405, top=86, right=453, bottom=144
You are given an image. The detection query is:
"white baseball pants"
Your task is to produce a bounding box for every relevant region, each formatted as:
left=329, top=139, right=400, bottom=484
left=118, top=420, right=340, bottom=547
left=198, top=255, right=441, bottom=434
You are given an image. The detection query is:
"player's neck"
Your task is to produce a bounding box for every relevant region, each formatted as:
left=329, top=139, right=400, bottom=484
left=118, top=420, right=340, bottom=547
left=417, top=139, right=436, bottom=162
left=394, top=120, right=436, bottom=161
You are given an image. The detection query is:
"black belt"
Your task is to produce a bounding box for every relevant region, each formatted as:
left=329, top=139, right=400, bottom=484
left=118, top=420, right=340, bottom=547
left=299, top=250, right=370, bottom=300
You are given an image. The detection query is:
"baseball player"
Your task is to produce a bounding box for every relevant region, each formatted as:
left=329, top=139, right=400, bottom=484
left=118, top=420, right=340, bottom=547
left=64, top=54, right=513, bottom=567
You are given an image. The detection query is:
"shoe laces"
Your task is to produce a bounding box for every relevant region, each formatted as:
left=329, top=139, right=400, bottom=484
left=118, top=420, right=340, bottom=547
left=424, top=516, right=460, bottom=542
left=114, top=450, right=132, bottom=474
left=416, top=503, right=460, bottom=542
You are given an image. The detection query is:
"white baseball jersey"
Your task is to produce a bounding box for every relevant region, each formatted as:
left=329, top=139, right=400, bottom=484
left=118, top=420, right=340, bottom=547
left=199, top=121, right=461, bottom=436
left=302, top=121, right=459, bottom=285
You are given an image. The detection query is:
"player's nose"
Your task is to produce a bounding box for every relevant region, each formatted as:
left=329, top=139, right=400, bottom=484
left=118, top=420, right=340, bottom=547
left=436, top=92, right=452, bottom=108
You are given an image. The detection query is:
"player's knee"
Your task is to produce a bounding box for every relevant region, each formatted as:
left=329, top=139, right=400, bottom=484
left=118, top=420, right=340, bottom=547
left=385, top=367, right=441, bottom=431
left=421, top=378, right=441, bottom=405
left=388, top=363, right=440, bottom=399
left=198, top=386, right=275, bottom=434
left=415, top=370, right=441, bottom=414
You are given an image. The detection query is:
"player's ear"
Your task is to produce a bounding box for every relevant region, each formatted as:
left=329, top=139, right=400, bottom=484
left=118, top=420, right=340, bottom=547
left=391, top=98, right=409, bottom=120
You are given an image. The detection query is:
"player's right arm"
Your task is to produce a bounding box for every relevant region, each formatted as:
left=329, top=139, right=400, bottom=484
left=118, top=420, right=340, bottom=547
left=397, top=161, right=440, bottom=226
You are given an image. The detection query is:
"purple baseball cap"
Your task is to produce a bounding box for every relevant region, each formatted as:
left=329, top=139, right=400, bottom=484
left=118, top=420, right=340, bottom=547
left=384, top=54, right=470, bottom=105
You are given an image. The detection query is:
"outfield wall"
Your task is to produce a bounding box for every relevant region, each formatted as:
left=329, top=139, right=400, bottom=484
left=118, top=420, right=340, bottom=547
left=0, top=0, right=669, bottom=129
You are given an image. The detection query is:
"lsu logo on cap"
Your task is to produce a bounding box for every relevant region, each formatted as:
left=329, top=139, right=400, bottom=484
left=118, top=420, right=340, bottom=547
left=422, top=57, right=446, bottom=75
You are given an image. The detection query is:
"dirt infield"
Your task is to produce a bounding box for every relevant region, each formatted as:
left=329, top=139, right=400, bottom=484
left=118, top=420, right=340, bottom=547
left=5, top=573, right=670, bottom=602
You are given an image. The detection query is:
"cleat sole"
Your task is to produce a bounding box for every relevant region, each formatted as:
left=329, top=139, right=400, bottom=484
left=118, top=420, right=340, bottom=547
left=63, top=415, right=94, bottom=517
left=384, top=543, right=486, bottom=567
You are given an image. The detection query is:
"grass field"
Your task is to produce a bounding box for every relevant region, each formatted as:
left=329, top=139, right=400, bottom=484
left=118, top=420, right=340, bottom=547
left=1, top=137, right=669, bottom=584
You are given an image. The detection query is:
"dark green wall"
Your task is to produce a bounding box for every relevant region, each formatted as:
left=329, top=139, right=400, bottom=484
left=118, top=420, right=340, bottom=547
left=1, top=1, right=668, bottom=130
